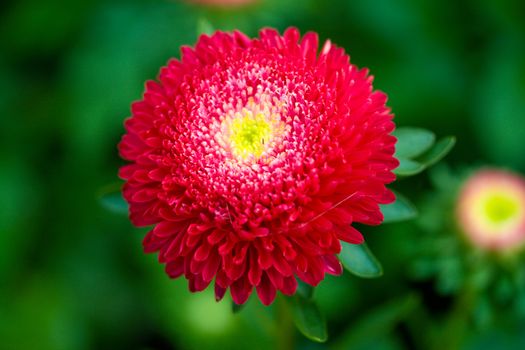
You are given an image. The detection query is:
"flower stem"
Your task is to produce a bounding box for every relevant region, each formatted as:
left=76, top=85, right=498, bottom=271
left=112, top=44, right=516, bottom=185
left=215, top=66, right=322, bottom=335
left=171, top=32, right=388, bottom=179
left=437, top=278, right=478, bottom=350
left=276, top=296, right=295, bottom=350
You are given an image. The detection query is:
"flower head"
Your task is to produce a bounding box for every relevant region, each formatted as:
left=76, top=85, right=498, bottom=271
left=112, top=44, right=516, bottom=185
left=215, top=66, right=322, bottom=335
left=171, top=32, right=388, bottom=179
left=119, top=28, right=397, bottom=305
left=457, top=169, right=525, bottom=251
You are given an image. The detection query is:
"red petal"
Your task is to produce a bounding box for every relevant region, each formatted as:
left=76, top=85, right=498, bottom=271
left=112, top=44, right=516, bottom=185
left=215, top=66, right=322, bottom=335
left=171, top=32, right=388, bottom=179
left=296, top=256, right=324, bottom=286
left=215, top=283, right=227, bottom=302
left=143, top=231, right=165, bottom=253
left=281, top=276, right=298, bottom=296
left=257, top=247, right=273, bottom=270
left=153, top=221, right=185, bottom=237
left=202, top=251, right=220, bottom=282
left=323, top=255, right=343, bottom=275
left=189, top=274, right=210, bottom=292
left=266, top=268, right=284, bottom=290
left=256, top=273, right=277, bottom=306
left=194, top=242, right=212, bottom=262
left=165, top=258, right=184, bottom=278
left=248, top=250, right=262, bottom=286
left=190, top=256, right=205, bottom=274
left=132, top=188, right=156, bottom=203
left=300, top=31, right=319, bottom=63
left=215, top=269, right=230, bottom=289
left=207, top=229, right=226, bottom=245
left=272, top=251, right=293, bottom=276
left=230, top=276, right=252, bottom=305
left=312, top=216, right=333, bottom=232
left=337, top=225, right=364, bottom=244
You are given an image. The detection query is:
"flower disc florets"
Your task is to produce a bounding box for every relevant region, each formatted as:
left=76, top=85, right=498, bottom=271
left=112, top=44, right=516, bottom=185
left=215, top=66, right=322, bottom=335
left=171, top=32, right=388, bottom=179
left=119, top=28, right=398, bottom=305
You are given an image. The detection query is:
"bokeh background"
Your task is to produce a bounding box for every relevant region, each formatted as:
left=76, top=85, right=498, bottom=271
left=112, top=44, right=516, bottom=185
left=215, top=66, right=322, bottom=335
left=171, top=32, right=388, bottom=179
left=1, top=0, right=525, bottom=349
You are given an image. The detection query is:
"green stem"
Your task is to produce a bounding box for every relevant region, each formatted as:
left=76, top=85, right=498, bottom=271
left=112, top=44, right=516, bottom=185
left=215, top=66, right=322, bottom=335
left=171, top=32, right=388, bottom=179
left=438, top=279, right=478, bottom=350
left=276, top=296, right=295, bottom=350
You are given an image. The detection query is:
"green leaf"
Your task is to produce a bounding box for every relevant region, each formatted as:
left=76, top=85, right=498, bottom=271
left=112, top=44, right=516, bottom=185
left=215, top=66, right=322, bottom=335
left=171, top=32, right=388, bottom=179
left=380, top=192, right=418, bottom=223
left=296, top=280, right=314, bottom=300
left=339, top=242, right=383, bottom=278
left=416, top=136, right=456, bottom=167
left=394, top=158, right=426, bottom=176
left=289, top=295, right=327, bottom=343
left=394, top=137, right=455, bottom=177
left=99, top=191, right=128, bottom=215
left=393, top=127, right=436, bottom=159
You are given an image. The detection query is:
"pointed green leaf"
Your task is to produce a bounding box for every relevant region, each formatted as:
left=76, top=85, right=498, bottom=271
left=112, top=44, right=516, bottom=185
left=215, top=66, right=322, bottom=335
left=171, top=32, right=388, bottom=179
left=394, top=158, right=425, bottom=176
left=380, top=192, right=418, bottom=223
left=296, top=279, right=314, bottom=300
left=99, top=191, right=128, bottom=215
left=393, top=127, right=436, bottom=159
left=289, top=295, right=327, bottom=342
left=339, top=242, right=383, bottom=278
left=416, top=136, right=456, bottom=167
left=394, top=137, right=455, bottom=177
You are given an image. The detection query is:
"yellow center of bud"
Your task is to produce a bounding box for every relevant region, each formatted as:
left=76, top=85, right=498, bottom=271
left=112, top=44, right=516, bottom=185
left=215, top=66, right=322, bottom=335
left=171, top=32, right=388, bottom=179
left=470, top=189, right=525, bottom=235
left=484, top=194, right=520, bottom=224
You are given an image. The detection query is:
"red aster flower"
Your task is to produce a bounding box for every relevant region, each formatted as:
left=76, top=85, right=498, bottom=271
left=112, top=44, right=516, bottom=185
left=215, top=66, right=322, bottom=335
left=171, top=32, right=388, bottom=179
left=119, top=28, right=398, bottom=305
left=457, top=169, right=525, bottom=251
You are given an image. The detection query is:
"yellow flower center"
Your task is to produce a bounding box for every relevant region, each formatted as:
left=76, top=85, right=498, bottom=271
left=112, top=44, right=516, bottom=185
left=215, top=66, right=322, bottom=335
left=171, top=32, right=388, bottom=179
left=470, top=189, right=524, bottom=235
left=216, top=96, right=288, bottom=163
left=484, top=194, right=520, bottom=224
left=229, top=112, right=271, bottom=159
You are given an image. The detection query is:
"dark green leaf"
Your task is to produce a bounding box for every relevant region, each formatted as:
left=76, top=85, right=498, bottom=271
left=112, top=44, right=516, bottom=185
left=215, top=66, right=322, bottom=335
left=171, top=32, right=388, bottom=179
left=289, top=295, right=327, bottom=342
left=339, top=242, right=383, bottom=278
left=393, top=127, right=435, bottom=159
left=296, top=279, right=314, bottom=300
left=394, top=158, right=425, bottom=176
left=416, top=136, right=456, bottom=167
left=99, top=191, right=128, bottom=215
left=380, top=192, right=418, bottom=223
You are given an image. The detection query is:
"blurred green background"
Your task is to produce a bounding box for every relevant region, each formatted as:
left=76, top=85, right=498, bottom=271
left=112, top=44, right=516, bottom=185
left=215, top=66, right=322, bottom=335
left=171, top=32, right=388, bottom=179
left=1, top=0, right=525, bottom=349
